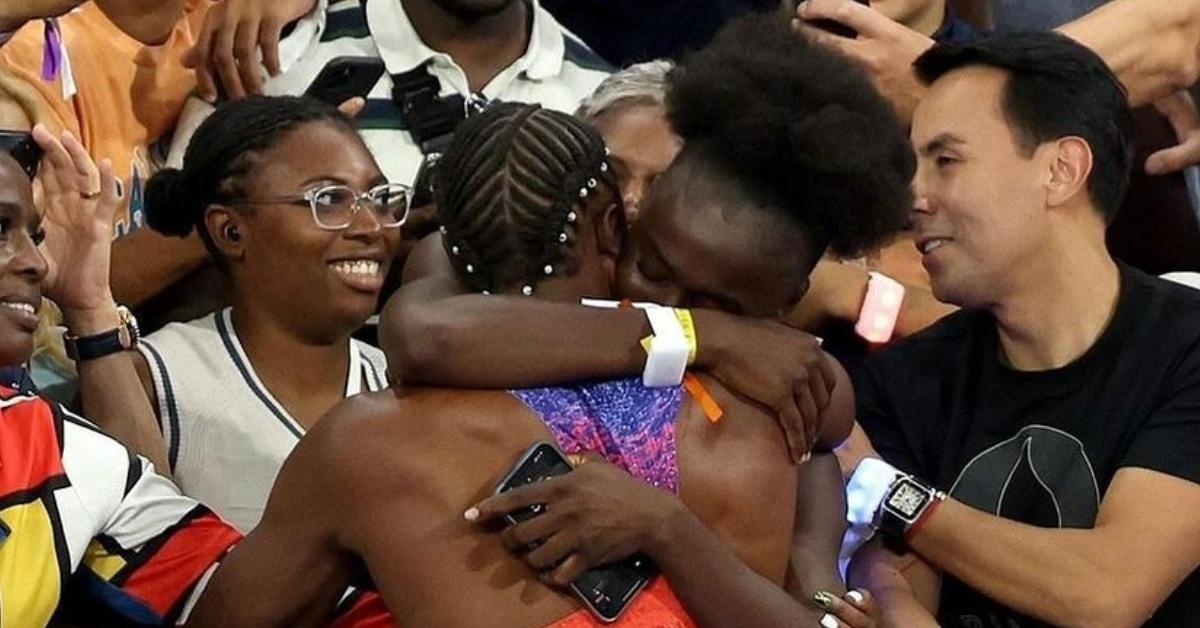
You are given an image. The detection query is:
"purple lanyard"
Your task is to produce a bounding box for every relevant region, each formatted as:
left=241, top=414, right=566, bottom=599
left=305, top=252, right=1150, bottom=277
left=41, top=18, right=64, bottom=81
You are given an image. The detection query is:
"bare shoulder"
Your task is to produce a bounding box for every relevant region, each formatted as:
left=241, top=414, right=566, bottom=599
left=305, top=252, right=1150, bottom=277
left=683, top=374, right=790, bottom=458
left=298, top=388, right=547, bottom=493
left=677, top=374, right=798, bottom=580
left=676, top=373, right=796, bottom=498
left=821, top=353, right=856, bottom=448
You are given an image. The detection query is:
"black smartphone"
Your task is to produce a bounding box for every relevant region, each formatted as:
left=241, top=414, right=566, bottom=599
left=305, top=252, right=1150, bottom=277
left=0, top=131, right=42, bottom=179
left=305, top=57, right=386, bottom=107
left=495, top=442, right=658, bottom=624
left=808, top=0, right=870, bottom=38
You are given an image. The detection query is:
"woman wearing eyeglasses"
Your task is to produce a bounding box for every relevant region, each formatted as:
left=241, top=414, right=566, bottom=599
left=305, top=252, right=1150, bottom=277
left=133, top=96, right=404, bottom=532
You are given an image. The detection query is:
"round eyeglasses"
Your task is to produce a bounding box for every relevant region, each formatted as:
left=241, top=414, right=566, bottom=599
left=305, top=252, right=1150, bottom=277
left=233, top=182, right=411, bottom=230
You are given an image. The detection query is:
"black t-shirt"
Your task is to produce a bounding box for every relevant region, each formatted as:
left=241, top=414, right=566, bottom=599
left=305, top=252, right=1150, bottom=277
left=856, top=265, right=1200, bottom=627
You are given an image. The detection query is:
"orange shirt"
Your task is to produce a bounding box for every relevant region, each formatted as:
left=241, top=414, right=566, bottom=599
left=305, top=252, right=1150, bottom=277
left=0, top=1, right=208, bottom=237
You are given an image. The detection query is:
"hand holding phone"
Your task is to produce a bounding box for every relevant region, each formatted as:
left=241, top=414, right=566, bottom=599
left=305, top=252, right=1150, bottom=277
left=492, top=443, right=658, bottom=624
left=305, top=57, right=386, bottom=108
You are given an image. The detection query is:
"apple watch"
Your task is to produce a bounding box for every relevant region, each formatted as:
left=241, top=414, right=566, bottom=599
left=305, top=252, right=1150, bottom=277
left=876, top=473, right=946, bottom=540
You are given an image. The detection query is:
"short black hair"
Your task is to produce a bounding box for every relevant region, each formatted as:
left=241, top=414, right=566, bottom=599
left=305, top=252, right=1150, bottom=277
left=144, top=96, right=358, bottom=259
left=666, top=14, right=915, bottom=262
left=914, top=31, right=1133, bottom=222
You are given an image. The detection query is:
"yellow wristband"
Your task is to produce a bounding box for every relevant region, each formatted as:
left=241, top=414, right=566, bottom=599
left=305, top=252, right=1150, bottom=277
left=674, top=309, right=697, bottom=365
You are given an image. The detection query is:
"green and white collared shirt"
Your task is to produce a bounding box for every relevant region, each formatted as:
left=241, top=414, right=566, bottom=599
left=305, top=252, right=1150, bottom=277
left=168, top=0, right=611, bottom=187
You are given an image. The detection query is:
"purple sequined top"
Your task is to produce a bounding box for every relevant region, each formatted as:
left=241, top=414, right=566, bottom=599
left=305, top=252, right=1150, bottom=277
left=510, top=378, right=685, bottom=494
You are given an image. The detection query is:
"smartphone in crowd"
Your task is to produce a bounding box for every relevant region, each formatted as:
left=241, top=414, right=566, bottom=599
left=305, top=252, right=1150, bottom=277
left=494, top=442, right=658, bottom=624
left=305, top=57, right=386, bottom=107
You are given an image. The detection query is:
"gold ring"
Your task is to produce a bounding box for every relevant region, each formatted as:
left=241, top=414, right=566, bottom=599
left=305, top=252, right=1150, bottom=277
left=80, top=190, right=101, bottom=200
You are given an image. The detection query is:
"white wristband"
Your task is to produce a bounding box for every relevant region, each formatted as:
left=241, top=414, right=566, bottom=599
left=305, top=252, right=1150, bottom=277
left=642, top=306, right=688, bottom=387
left=838, top=457, right=903, bottom=575
left=845, top=457, right=902, bottom=527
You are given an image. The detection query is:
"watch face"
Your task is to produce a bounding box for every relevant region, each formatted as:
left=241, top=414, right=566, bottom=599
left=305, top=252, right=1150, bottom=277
left=887, top=481, right=931, bottom=519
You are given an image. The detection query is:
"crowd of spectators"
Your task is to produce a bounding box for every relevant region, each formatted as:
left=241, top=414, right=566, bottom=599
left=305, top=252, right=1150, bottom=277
left=2, top=0, right=1200, bottom=626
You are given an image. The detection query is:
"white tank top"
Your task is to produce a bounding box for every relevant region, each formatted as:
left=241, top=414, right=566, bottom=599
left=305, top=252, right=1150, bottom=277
left=138, top=308, right=389, bottom=532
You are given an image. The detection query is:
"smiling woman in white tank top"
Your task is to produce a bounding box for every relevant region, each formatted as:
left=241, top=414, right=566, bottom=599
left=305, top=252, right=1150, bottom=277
left=132, top=96, right=402, bottom=532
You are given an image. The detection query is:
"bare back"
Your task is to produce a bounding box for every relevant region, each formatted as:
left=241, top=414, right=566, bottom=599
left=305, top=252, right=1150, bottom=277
left=345, top=380, right=796, bottom=626
left=190, top=381, right=797, bottom=627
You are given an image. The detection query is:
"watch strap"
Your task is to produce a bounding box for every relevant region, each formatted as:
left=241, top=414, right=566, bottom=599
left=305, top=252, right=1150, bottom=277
left=65, top=328, right=126, bottom=361
left=63, top=306, right=139, bottom=361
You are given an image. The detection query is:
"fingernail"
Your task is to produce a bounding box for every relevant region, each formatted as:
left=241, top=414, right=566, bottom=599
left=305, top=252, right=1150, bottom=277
left=463, top=507, right=479, bottom=521
left=801, top=451, right=812, bottom=464
left=820, top=613, right=838, bottom=628
left=846, top=589, right=864, bottom=604
left=813, top=590, right=836, bottom=610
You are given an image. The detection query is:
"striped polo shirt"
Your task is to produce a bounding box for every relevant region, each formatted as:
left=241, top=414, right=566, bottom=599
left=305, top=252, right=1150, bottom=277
left=167, top=0, right=612, bottom=187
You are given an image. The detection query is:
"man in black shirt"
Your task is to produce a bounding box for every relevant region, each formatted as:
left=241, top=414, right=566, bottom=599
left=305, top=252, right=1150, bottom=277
left=847, top=32, right=1200, bottom=627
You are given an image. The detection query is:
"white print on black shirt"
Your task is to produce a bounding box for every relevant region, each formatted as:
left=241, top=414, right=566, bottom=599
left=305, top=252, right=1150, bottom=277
left=949, top=424, right=1100, bottom=528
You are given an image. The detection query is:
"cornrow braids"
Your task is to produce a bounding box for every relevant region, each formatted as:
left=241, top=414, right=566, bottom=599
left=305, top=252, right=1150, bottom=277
left=436, top=102, right=616, bottom=295
left=144, top=96, right=358, bottom=260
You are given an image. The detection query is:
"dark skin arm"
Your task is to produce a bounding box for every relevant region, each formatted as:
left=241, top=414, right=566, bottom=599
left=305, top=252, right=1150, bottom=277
left=784, top=258, right=955, bottom=341
left=384, top=234, right=651, bottom=388
left=111, top=231, right=210, bottom=308
left=848, top=540, right=942, bottom=628
left=386, top=234, right=847, bottom=460
left=786, top=453, right=849, bottom=600
left=31, top=125, right=169, bottom=472
left=76, top=345, right=169, bottom=473
left=185, top=401, right=361, bottom=628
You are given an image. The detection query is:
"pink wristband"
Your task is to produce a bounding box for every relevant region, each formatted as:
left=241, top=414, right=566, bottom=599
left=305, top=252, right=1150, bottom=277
left=854, top=272, right=905, bottom=344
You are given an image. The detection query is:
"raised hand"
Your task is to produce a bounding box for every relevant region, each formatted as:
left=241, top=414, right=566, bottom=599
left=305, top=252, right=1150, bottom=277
left=31, top=124, right=120, bottom=319
left=182, top=0, right=317, bottom=101
left=1146, top=90, right=1200, bottom=175
left=793, top=0, right=935, bottom=125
